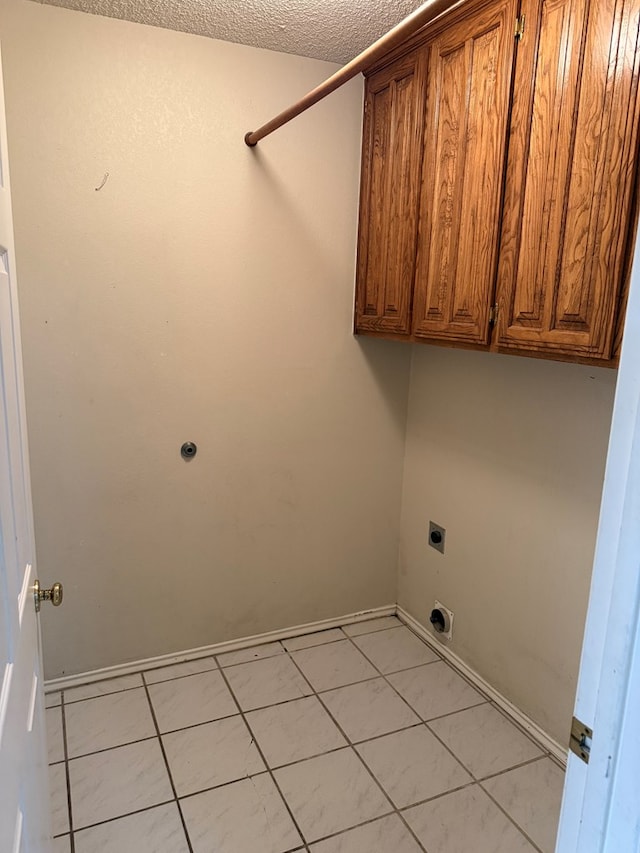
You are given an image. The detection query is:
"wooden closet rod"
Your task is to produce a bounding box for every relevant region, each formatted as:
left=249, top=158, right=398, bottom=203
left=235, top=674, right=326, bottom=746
left=244, top=0, right=462, bottom=147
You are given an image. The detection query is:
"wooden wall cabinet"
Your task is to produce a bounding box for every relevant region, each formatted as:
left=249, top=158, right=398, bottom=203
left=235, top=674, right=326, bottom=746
left=354, top=0, right=640, bottom=366
left=412, top=0, right=518, bottom=345
left=354, top=49, right=427, bottom=335
left=495, top=0, right=640, bottom=360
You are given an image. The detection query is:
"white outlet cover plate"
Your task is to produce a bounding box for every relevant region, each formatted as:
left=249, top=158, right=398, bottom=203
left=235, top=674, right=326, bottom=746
left=433, top=599, right=454, bottom=640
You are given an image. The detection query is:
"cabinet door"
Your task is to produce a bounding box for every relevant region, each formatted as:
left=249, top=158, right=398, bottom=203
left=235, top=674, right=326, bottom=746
left=412, top=0, right=518, bottom=344
left=495, top=0, right=640, bottom=359
left=354, top=49, right=427, bottom=335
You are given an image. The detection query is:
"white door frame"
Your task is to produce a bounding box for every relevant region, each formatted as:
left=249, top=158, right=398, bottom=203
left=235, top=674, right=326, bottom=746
left=556, top=219, right=640, bottom=850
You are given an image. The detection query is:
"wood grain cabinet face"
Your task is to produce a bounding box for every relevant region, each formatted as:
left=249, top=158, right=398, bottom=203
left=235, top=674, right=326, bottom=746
left=495, top=0, right=640, bottom=359
left=353, top=0, right=640, bottom=363
left=354, top=50, right=427, bottom=335
left=412, top=0, right=519, bottom=345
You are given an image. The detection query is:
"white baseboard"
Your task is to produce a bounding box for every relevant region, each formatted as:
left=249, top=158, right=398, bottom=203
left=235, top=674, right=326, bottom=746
left=396, top=605, right=568, bottom=767
left=44, top=604, right=397, bottom=692
left=45, top=600, right=567, bottom=768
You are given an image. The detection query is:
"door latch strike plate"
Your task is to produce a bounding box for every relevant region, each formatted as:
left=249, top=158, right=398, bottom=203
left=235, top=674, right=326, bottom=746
left=569, top=716, right=593, bottom=764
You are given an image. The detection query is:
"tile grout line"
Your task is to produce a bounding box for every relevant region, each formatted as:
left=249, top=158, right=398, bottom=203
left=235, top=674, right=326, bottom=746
left=64, top=734, right=159, bottom=762
left=62, top=712, right=427, bottom=766
left=63, top=685, right=145, bottom=705
left=63, top=667, right=219, bottom=703
left=140, top=673, right=194, bottom=853
left=479, top=784, right=545, bottom=853
left=58, top=691, right=76, bottom=853
left=60, top=798, right=177, bottom=835
left=284, top=648, right=430, bottom=853
left=282, top=621, right=400, bottom=651
left=297, top=810, right=414, bottom=849
left=477, top=753, right=552, bottom=784
left=60, top=652, right=456, bottom=702
left=214, top=661, right=312, bottom=852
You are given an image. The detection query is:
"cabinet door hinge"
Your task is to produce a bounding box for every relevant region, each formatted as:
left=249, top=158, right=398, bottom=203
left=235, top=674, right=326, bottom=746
left=515, top=14, right=526, bottom=40
left=489, top=304, right=499, bottom=325
left=569, top=716, right=593, bottom=764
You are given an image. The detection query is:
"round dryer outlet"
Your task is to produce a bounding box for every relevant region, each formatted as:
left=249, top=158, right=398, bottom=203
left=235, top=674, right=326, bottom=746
left=429, top=600, right=454, bottom=640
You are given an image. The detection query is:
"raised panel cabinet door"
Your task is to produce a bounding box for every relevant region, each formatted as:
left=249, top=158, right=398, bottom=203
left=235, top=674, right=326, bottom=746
left=354, top=48, right=427, bottom=335
left=412, top=0, right=519, bottom=344
left=495, top=0, right=640, bottom=359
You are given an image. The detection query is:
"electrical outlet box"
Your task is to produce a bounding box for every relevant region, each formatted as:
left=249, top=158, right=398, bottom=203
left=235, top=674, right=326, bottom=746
left=428, top=521, right=446, bottom=554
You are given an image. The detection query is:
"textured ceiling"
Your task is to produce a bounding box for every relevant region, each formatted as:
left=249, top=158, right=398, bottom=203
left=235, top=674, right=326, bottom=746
left=37, top=0, right=426, bottom=63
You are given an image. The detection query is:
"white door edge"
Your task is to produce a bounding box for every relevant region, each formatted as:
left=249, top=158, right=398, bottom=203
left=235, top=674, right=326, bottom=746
left=556, top=214, right=640, bottom=851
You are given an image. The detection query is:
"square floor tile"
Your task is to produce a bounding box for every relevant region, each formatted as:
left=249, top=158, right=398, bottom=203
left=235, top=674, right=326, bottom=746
left=274, top=747, right=390, bottom=842
left=342, top=616, right=402, bottom=637
left=388, top=662, right=486, bottom=721
left=224, top=655, right=312, bottom=711
left=64, top=674, right=143, bottom=703
left=74, top=803, right=190, bottom=853
left=282, top=628, right=345, bottom=652
left=403, top=784, right=536, bottom=852
left=52, top=836, right=71, bottom=853
left=46, top=706, right=64, bottom=764
left=163, top=715, right=265, bottom=796
left=482, top=757, right=565, bottom=852
left=217, top=641, right=284, bottom=667
left=45, top=692, right=61, bottom=709
left=246, top=696, right=346, bottom=767
left=144, top=657, right=218, bottom=685
left=320, top=678, right=420, bottom=742
left=309, top=814, right=422, bottom=853
left=356, top=725, right=471, bottom=808
left=428, top=704, right=543, bottom=778
left=69, top=739, right=173, bottom=829
left=49, top=762, right=69, bottom=836
left=65, top=688, right=156, bottom=758
left=291, top=641, right=377, bottom=692
left=352, top=627, right=438, bottom=674
left=148, top=670, right=237, bottom=732
left=181, top=773, right=302, bottom=853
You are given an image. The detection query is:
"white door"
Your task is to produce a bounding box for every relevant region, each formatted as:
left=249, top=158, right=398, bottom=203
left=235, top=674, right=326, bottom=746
left=0, top=42, right=54, bottom=853
left=555, top=217, right=640, bottom=847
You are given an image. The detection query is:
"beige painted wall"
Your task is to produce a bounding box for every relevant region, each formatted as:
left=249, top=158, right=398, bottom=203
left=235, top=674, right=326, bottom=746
left=0, top=0, right=618, bottom=745
left=398, top=346, right=616, bottom=743
left=1, top=1, right=411, bottom=678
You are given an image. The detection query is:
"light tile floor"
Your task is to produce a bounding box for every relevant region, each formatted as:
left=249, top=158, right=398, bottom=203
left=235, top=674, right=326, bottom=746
left=46, top=616, right=565, bottom=853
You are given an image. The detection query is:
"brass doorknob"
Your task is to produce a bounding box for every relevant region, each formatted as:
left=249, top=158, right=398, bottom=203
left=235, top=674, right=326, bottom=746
left=34, top=580, right=63, bottom=613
